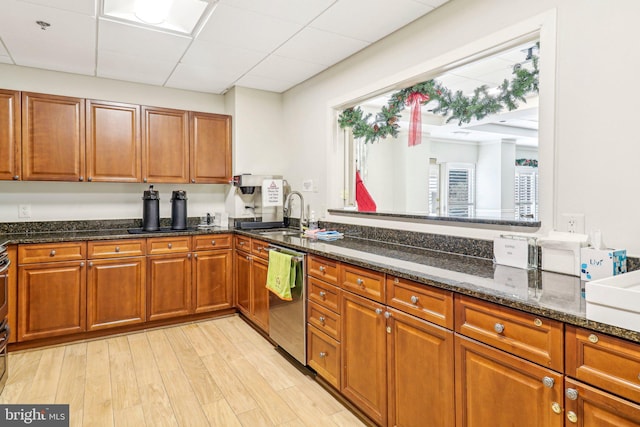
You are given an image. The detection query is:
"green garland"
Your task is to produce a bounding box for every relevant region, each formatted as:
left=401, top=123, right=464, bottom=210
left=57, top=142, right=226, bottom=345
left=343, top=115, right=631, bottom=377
left=339, top=45, right=539, bottom=144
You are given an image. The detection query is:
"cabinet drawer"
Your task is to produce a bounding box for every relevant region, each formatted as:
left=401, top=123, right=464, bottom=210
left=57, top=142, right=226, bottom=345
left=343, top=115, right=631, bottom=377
left=308, top=301, right=341, bottom=341
left=193, top=234, right=232, bottom=251
left=307, top=325, right=341, bottom=389
left=235, top=235, right=251, bottom=252
left=455, top=295, right=563, bottom=371
left=18, top=242, right=86, bottom=264
left=340, top=263, right=385, bottom=303
left=308, top=276, right=341, bottom=314
left=251, top=239, right=271, bottom=260
left=308, top=255, right=339, bottom=285
left=386, top=276, right=453, bottom=329
left=566, top=325, right=640, bottom=403
left=87, top=239, right=146, bottom=259
left=147, top=237, right=191, bottom=254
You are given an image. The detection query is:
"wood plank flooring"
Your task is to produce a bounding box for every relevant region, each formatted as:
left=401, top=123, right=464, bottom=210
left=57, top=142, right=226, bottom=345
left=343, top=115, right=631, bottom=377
left=0, top=315, right=366, bottom=427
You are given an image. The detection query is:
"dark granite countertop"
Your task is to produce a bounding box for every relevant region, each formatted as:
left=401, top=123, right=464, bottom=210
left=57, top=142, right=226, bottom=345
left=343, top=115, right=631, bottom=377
left=1, top=224, right=638, bottom=344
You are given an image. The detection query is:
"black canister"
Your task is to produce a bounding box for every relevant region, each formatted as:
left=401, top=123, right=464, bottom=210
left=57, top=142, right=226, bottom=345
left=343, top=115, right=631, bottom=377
left=171, top=190, right=188, bottom=230
left=142, top=185, right=160, bottom=231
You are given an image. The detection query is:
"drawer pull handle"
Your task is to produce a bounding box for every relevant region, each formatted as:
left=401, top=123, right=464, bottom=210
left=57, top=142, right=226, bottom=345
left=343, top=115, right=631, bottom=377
left=494, top=323, right=505, bottom=334
left=168, top=243, right=173, bottom=249
left=410, top=295, right=419, bottom=304
left=567, top=411, right=578, bottom=423
left=319, top=266, right=326, bottom=272
left=565, top=388, right=578, bottom=400
left=211, top=240, right=216, bottom=246
left=384, top=311, right=391, bottom=319
left=319, top=316, right=325, bottom=324
left=319, top=352, right=327, bottom=358
left=533, top=318, right=542, bottom=327
left=551, top=402, right=562, bottom=414
left=356, top=278, right=364, bottom=286
left=588, top=334, right=599, bottom=344
left=319, top=291, right=326, bottom=298
left=375, top=308, right=383, bottom=315
left=542, top=376, right=555, bottom=388
left=50, top=250, right=56, bottom=257
left=115, top=246, right=120, bottom=252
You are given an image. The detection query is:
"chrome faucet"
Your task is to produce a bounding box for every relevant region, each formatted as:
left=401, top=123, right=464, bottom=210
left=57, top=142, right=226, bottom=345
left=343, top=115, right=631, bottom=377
left=283, top=191, right=305, bottom=232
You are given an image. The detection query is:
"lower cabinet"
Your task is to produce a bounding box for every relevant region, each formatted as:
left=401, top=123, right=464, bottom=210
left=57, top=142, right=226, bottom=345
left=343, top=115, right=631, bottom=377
left=18, top=260, right=87, bottom=341
left=192, top=249, right=233, bottom=313
left=564, top=378, right=640, bottom=426
left=454, top=334, right=564, bottom=427
left=233, top=236, right=269, bottom=332
left=147, top=252, right=192, bottom=321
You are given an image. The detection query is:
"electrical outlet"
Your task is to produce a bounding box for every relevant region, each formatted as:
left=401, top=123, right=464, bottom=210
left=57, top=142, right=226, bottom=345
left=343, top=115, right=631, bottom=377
left=19, top=204, right=32, bottom=218
left=561, top=213, right=585, bottom=234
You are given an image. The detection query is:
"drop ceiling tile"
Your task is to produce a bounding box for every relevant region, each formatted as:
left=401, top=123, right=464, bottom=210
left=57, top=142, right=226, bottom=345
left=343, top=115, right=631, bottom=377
left=97, top=49, right=176, bottom=85
left=310, top=0, right=433, bottom=43
left=0, top=0, right=96, bottom=75
left=181, top=39, right=266, bottom=73
left=165, top=63, right=236, bottom=94
left=235, top=73, right=296, bottom=93
left=411, top=0, right=449, bottom=7
left=197, top=3, right=302, bottom=53
left=274, top=27, right=369, bottom=66
left=248, top=54, right=327, bottom=86
left=17, top=0, right=96, bottom=16
left=98, top=18, right=191, bottom=63
left=220, top=0, right=336, bottom=25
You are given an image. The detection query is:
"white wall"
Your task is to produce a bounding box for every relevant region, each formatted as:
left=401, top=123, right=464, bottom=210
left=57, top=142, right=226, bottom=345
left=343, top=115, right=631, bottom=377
left=281, top=0, right=640, bottom=255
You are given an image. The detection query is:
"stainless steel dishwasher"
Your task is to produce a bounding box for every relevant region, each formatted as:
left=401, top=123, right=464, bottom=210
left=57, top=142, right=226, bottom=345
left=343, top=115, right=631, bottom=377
left=266, top=244, right=306, bottom=365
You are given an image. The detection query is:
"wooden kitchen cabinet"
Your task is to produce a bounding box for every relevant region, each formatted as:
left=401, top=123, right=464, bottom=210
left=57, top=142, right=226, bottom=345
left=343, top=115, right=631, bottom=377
left=86, top=99, right=141, bottom=182
left=142, top=105, right=189, bottom=183
left=189, top=111, right=231, bottom=184
left=22, top=92, right=85, bottom=181
left=233, top=236, right=269, bottom=332
left=387, top=307, right=455, bottom=427
left=0, top=89, right=21, bottom=181
left=454, top=334, right=564, bottom=427
left=341, top=290, right=387, bottom=426
left=564, top=377, right=640, bottom=426
left=86, top=239, right=146, bottom=331
left=147, top=237, right=192, bottom=321
left=192, top=234, right=233, bottom=313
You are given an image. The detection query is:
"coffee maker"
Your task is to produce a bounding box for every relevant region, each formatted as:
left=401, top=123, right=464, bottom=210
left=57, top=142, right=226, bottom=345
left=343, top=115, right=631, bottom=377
left=232, top=174, right=285, bottom=228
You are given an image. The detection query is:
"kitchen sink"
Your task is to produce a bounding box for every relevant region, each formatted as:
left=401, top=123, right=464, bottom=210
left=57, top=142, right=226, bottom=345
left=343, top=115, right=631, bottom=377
left=258, top=229, right=301, bottom=237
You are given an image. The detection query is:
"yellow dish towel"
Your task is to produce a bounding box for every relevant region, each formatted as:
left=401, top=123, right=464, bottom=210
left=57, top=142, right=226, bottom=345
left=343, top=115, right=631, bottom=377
left=266, top=250, right=294, bottom=301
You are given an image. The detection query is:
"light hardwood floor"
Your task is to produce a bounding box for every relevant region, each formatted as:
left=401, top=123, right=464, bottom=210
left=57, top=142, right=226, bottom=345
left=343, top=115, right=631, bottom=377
left=0, top=315, right=365, bottom=427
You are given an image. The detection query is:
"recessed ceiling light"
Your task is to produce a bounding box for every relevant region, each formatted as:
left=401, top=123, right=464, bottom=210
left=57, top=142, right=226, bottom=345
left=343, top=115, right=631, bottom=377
left=101, top=0, right=218, bottom=36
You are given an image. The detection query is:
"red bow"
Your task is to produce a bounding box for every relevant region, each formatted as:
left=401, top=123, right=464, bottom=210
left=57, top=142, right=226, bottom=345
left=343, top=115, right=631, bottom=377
left=405, top=92, right=430, bottom=147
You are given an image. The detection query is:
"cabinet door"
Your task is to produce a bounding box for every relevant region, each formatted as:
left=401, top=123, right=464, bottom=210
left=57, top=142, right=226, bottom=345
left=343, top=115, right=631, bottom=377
left=189, top=112, right=231, bottom=184
left=341, top=291, right=387, bottom=426
left=192, top=249, right=233, bottom=313
left=251, top=256, right=269, bottom=332
left=18, top=261, right=86, bottom=341
left=387, top=308, right=455, bottom=427
left=455, top=335, right=563, bottom=427
left=565, top=378, right=640, bottom=426
left=234, top=250, right=251, bottom=316
left=0, top=89, right=20, bottom=180
left=87, top=257, right=145, bottom=331
left=141, top=106, right=189, bottom=183
left=86, top=100, right=141, bottom=182
left=22, top=92, right=85, bottom=181
left=147, top=253, right=192, bottom=321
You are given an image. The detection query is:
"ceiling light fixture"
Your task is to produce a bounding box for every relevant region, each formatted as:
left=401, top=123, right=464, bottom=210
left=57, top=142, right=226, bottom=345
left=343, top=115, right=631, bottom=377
left=36, top=20, right=50, bottom=30
left=135, top=0, right=172, bottom=24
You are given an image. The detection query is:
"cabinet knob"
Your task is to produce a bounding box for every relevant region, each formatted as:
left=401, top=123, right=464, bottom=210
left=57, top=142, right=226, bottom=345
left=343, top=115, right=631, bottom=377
left=319, top=352, right=327, bottom=358
left=50, top=250, right=56, bottom=257
left=191, top=179, right=196, bottom=183
left=588, top=334, right=599, bottom=344
left=79, top=176, right=84, bottom=181
left=551, top=402, right=562, bottom=414
left=393, top=277, right=399, bottom=284
left=565, top=388, right=578, bottom=400
left=567, top=411, right=578, bottom=423
left=356, top=278, right=364, bottom=286
left=319, top=316, right=325, bottom=324
left=494, top=323, right=505, bottom=334
left=384, top=311, right=391, bottom=319
left=88, top=261, right=93, bottom=267
left=187, top=253, right=192, bottom=259
left=80, top=262, right=85, bottom=267
left=211, top=240, right=216, bottom=246
left=319, top=266, right=326, bottom=272
left=246, top=255, right=251, bottom=261
left=542, top=376, right=555, bottom=388
left=319, top=291, right=326, bottom=298
left=410, top=295, right=419, bottom=304
left=88, top=177, right=93, bottom=182
left=239, top=241, right=245, bottom=246
left=115, top=246, right=120, bottom=252
left=375, top=308, right=383, bottom=315
left=12, top=175, right=18, bottom=180
left=533, top=318, right=543, bottom=327
left=193, top=253, right=198, bottom=259
left=168, top=243, right=172, bottom=249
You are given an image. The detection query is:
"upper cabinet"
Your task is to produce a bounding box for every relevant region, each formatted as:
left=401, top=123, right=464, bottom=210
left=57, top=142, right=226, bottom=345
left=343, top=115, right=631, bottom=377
left=0, top=89, right=21, bottom=181
left=142, top=106, right=190, bottom=184
left=22, top=92, right=85, bottom=181
left=2, top=89, right=232, bottom=183
left=86, top=100, right=141, bottom=183
left=190, top=112, right=232, bottom=184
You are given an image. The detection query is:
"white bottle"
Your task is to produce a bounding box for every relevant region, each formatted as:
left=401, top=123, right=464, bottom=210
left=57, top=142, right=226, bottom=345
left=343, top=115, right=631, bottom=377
left=309, top=210, right=319, bottom=230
